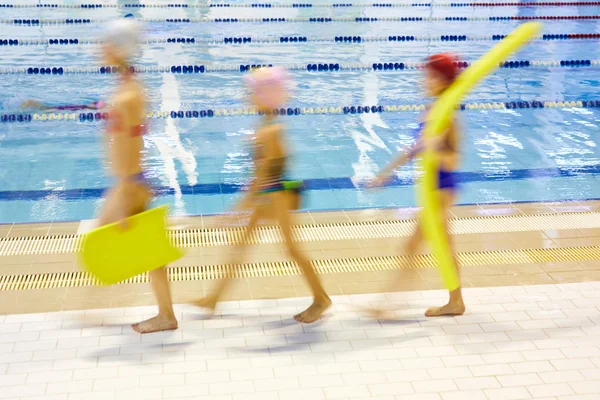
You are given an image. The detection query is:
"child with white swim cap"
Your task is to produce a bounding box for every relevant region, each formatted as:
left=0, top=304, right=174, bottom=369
left=98, top=18, right=178, bottom=334
left=194, top=67, right=332, bottom=324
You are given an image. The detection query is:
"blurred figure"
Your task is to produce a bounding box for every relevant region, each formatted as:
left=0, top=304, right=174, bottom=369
left=194, top=67, right=331, bottom=323
left=368, top=53, right=465, bottom=318
left=20, top=99, right=105, bottom=111
left=99, top=19, right=177, bottom=333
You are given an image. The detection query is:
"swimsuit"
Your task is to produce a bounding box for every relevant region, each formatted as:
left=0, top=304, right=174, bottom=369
left=105, top=109, right=149, bottom=186
left=412, top=122, right=459, bottom=191
left=252, top=120, right=305, bottom=201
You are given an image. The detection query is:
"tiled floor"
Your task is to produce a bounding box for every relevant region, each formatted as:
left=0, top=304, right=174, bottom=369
left=1, top=283, right=599, bottom=400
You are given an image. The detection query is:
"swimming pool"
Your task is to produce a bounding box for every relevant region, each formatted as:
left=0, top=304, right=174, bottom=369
left=1, top=0, right=600, bottom=224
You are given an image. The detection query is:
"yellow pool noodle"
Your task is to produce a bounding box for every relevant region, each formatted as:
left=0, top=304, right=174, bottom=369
left=80, top=205, right=184, bottom=285
left=418, top=22, right=541, bottom=291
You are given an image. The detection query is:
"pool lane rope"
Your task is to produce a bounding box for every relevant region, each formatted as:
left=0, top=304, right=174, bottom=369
left=3, top=15, right=600, bottom=25
left=3, top=2, right=600, bottom=8
left=1, top=33, right=597, bottom=47
left=2, top=99, right=596, bottom=123
left=0, top=59, right=596, bottom=75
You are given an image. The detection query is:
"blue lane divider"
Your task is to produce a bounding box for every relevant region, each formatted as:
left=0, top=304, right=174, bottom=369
left=4, top=15, right=600, bottom=26
left=2, top=100, right=598, bottom=124
left=4, top=2, right=600, bottom=8
left=0, top=58, right=597, bottom=75
left=3, top=33, right=598, bottom=47
left=3, top=164, right=600, bottom=201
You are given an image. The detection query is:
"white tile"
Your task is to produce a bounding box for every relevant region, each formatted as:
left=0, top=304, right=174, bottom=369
left=231, top=367, right=274, bottom=381
left=468, top=332, right=510, bottom=343
left=491, top=312, right=530, bottom=322
left=0, top=331, right=39, bottom=344
left=310, top=341, right=352, bottom=353
left=80, top=326, right=123, bottom=337
left=533, top=338, right=576, bottom=350
left=56, top=337, right=100, bottom=349
left=163, top=361, right=207, bottom=374
left=484, top=387, right=532, bottom=400
left=0, top=324, right=20, bottom=334
left=454, top=343, right=497, bottom=355
left=482, top=352, right=524, bottom=364
left=359, top=359, right=403, bottom=372
left=480, top=322, right=521, bottom=333
left=385, top=368, right=430, bottom=383
left=517, top=320, right=558, bottom=330
left=119, top=364, right=163, bottom=377
left=510, top=361, right=555, bottom=374
left=440, top=390, right=487, bottom=400
left=545, top=328, right=586, bottom=339
left=430, top=334, right=471, bottom=346
left=415, top=346, right=457, bottom=357
left=233, top=393, right=278, bottom=400
left=98, top=334, right=140, bottom=346
left=8, top=360, right=53, bottom=374
left=497, top=373, right=542, bottom=388
left=581, top=369, right=600, bottom=380
left=442, top=355, right=485, bottom=367
left=73, top=367, right=118, bottom=380
left=33, top=348, right=77, bottom=361
left=527, top=383, right=574, bottom=397
left=66, top=391, right=116, bottom=400
left=506, top=330, right=548, bottom=341
left=299, top=374, right=344, bottom=388
left=39, top=329, right=81, bottom=340
left=561, top=346, right=600, bottom=359
left=20, top=321, right=63, bottom=332
left=139, top=374, right=184, bottom=387
left=527, top=310, right=566, bottom=320
left=427, top=367, right=472, bottom=380
left=54, top=357, right=98, bottom=370
left=316, top=362, right=360, bottom=375
left=539, top=370, right=585, bottom=384
left=46, top=380, right=93, bottom=394
left=292, top=353, right=335, bottom=366
left=277, top=388, right=325, bottom=400
left=4, top=313, right=45, bottom=323
left=22, top=395, right=68, bottom=400
left=400, top=357, right=444, bottom=370
left=342, top=372, right=387, bottom=385
left=93, top=376, right=139, bottom=391
left=412, top=379, right=457, bottom=393
left=210, top=380, right=254, bottom=395
left=115, top=387, right=163, bottom=400
left=569, top=380, right=600, bottom=395
left=454, top=377, right=501, bottom=390
left=375, top=348, right=418, bottom=360
left=469, top=364, right=514, bottom=377
left=369, top=382, right=414, bottom=396
left=27, top=370, right=72, bottom=383
left=163, top=384, right=210, bottom=398
left=0, top=364, right=7, bottom=374
left=323, top=384, right=370, bottom=399
left=0, top=383, right=47, bottom=398
left=522, top=349, right=565, bottom=361
left=207, top=358, right=250, bottom=371
left=442, top=324, right=483, bottom=335
left=0, top=373, right=26, bottom=386
left=10, top=340, right=55, bottom=359
left=249, top=355, right=293, bottom=368
left=551, top=358, right=596, bottom=371
left=494, top=340, right=537, bottom=352
left=0, top=351, right=33, bottom=364
left=398, top=395, right=442, bottom=400
left=186, top=370, right=231, bottom=384
left=254, top=377, right=299, bottom=391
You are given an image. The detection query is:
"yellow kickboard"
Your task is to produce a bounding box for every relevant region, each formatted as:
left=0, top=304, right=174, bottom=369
left=80, top=206, right=184, bottom=285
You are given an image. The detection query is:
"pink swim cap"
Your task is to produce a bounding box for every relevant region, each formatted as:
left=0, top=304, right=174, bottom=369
left=243, top=67, right=290, bottom=110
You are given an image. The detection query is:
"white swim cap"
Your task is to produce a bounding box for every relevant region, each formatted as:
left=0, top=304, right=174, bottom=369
left=103, top=18, right=141, bottom=61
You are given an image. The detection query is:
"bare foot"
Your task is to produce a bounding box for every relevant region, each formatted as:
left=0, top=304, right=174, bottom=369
left=132, top=315, right=178, bottom=334
left=294, top=296, right=332, bottom=323
left=191, top=296, right=218, bottom=318
left=425, top=302, right=465, bottom=317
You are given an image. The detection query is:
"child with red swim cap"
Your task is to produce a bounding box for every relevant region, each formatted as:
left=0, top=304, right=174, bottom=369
left=368, top=53, right=466, bottom=318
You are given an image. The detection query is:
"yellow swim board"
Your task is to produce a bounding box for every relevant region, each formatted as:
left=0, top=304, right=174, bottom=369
left=80, top=206, right=184, bottom=285
left=419, top=22, right=542, bottom=291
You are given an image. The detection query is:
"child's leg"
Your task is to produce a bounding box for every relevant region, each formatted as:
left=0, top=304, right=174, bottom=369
left=425, top=190, right=465, bottom=317
left=272, top=191, right=331, bottom=323
left=193, top=206, right=262, bottom=314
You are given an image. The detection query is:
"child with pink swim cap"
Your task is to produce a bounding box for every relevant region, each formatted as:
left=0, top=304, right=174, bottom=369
left=193, top=67, right=332, bottom=324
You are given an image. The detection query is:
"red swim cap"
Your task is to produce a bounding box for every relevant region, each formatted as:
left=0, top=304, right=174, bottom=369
left=425, top=53, right=459, bottom=83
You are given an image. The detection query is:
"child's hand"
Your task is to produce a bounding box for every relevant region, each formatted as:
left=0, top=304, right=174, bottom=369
left=366, top=174, right=389, bottom=188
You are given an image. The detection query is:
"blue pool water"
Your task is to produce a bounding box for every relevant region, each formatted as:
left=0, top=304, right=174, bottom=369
left=1, top=1, right=600, bottom=223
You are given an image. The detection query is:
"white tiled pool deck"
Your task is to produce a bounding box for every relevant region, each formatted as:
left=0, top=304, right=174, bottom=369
left=1, top=282, right=599, bottom=400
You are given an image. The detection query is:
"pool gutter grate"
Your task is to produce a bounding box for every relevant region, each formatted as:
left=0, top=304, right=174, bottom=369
left=0, top=245, right=596, bottom=291
left=2, top=211, right=600, bottom=257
